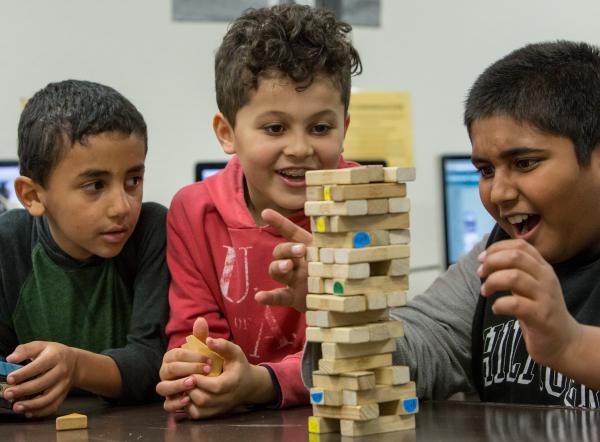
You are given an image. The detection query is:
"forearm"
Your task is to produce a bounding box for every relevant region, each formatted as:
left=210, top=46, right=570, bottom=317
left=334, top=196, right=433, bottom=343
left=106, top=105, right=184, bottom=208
left=73, top=348, right=122, bottom=398
left=555, top=324, right=600, bottom=391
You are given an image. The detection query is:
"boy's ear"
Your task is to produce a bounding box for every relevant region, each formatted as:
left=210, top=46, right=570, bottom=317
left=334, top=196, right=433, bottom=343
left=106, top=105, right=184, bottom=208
left=14, top=176, right=45, bottom=217
left=213, top=112, right=236, bottom=155
left=343, top=113, right=351, bottom=136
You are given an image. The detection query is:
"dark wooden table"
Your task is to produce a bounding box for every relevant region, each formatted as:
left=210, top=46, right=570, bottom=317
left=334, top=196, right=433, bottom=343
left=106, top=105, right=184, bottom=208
left=0, top=398, right=598, bottom=441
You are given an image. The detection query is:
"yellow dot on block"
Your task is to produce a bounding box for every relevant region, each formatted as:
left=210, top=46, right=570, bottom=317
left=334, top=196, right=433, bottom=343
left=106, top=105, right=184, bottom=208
left=56, top=413, right=88, bottom=431
left=316, top=217, right=326, bottom=232
left=308, top=417, right=320, bottom=433
left=323, top=186, right=331, bottom=201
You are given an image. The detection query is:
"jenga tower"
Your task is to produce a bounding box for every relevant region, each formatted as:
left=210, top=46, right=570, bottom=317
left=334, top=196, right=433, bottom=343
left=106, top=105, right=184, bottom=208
left=304, top=165, right=418, bottom=438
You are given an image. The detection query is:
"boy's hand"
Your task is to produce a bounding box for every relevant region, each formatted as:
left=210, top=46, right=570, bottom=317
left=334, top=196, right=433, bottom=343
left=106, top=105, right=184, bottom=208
left=157, top=318, right=214, bottom=411
left=254, top=208, right=312, bottom=312
left=478, top=239, right=582, bottom=369
left=3, top=341, right=78, bottom=417
left=182, top=337, right=274, bottom=419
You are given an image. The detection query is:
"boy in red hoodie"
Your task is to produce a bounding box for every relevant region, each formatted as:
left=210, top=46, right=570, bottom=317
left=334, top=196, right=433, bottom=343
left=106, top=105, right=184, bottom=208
left=155, top=4, right=361, bottom=418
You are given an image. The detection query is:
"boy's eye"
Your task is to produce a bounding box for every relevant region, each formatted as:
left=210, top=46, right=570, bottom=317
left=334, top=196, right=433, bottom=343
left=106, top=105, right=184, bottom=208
left=477, top=165, right=494, bottom=178
left=263, top=124, right=285, bottom=135
left=312, top=124, right=332, bottom=135
left=126, top=176, right=143, bottom=188
left=515, top=158, right=538, bottom=170
left=82, top=181, right=104, bottom=192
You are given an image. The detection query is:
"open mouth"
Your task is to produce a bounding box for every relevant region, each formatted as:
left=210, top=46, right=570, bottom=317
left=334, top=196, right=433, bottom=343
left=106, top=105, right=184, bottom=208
left=507, top=214, right=540, bottom=237
left=276, top=168, right=307, bottom=184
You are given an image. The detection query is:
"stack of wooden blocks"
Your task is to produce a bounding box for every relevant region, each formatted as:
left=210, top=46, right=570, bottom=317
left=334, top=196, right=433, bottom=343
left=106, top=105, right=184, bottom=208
left=304, top=165, right=418, bottom=438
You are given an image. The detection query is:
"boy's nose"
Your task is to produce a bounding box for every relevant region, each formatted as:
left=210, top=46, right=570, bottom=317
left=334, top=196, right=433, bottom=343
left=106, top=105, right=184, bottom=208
left=489, top=172, right=518, bottom=205
left=283, top=134, right=314, bottom=158
left=107, top=188, right=131, bottom=219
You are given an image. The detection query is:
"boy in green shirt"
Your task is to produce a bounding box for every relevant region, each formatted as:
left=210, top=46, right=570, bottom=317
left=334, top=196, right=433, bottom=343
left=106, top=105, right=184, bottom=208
left=0, top=79, right=169, bottom=417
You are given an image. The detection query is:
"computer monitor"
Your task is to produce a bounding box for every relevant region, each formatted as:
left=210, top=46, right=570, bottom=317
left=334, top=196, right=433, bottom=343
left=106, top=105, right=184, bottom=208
left=441, top=154, right=496, bottom=268
left=0, top=160, right=21, bottom=214
left=195, top=161, right=229, bottom=181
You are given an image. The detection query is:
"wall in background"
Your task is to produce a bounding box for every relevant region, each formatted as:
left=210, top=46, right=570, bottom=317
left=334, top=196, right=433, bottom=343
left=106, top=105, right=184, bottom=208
left=1, top=0, right=598, bottom=295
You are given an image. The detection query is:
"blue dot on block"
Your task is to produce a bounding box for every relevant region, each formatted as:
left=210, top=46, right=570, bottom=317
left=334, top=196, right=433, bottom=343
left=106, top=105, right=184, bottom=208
left=311, top=391, right=324, bottom=404
left=352, top=231, right=371, bottom=248
left=404, top=398, right=418, bottom=413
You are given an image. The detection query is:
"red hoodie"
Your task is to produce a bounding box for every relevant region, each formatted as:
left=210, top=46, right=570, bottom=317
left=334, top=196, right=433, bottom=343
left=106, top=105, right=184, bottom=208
left=166, top=155, right=356, bottom=408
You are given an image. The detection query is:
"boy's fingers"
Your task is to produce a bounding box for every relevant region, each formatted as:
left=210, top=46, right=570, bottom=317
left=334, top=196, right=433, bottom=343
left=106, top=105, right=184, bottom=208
left=272, top=242, right=306, bottom=260
left=255, top=287, right=305, bottom=311
left=163, top=348, right=211, bottom=364
left=481, top=269, right=538, bottom=299
left=492, top=295, right=538, bottom=322
left=192, top=317, right=209, bottom=343
left=261, top=209, right=312, bottom=244
left=156, top=377, right=196, bottom=397
left=267, top=259, right=294, bottom=285
left=159, top=361, right=212, bottom=381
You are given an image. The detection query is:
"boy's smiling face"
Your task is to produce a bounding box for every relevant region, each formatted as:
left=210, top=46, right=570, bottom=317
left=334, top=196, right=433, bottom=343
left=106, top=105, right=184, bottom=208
left=471, top=115, right=600, bottom=264
left=32, top=131, right=146, bottom=260
left=214, top=74, right=348, bottom=223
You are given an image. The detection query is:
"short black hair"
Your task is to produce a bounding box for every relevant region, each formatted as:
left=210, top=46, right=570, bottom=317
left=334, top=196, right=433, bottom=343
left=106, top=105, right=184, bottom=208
left=18, top=79, right=147, bottom=187
left=464, top=40, right=600, bottom=165
left=215, top=3, right=362, bottom=126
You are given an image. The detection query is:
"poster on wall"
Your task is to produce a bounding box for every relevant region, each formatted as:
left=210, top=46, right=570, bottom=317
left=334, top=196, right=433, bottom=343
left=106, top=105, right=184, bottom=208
left=343, top=91, right=414, bottom=167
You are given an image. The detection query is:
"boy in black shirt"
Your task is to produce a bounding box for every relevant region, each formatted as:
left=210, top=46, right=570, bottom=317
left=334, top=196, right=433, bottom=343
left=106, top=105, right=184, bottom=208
left=0, top=80, right=169, bottom=417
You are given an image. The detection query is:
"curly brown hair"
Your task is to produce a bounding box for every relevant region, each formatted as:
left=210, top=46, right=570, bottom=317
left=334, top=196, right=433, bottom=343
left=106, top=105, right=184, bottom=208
left=215, top=4, right=362, bottom=126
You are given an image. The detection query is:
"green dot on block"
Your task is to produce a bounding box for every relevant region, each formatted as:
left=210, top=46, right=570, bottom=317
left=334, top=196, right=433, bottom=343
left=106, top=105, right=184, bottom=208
left=333, top=281, right=344, bottom=294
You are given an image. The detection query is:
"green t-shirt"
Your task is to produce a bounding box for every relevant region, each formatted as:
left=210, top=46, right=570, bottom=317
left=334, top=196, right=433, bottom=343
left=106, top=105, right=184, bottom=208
left=0, top=202, right=169, bottom=403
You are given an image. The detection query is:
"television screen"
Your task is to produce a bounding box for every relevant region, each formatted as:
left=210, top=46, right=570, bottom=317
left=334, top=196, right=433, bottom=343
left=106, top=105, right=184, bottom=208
left=195, top=161, right=228, bottom=182
left=0, top=161, right=21, bottom=214
left=441, top=155, right=496, bottom=268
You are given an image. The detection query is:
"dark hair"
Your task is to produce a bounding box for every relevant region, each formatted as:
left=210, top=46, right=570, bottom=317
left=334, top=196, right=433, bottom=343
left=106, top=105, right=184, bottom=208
left=215, top=4, right=362, bottom=126
left=464, top=40, right=600, bottom=165
left=18, top=79, right=147, bottom=187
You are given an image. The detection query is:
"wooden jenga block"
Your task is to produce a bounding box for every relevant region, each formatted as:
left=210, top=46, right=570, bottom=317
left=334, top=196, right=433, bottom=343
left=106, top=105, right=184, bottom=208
left=319, top=248, right=335, bottom=263
left=308, top=276, right=325, bottom=294
left=383, top=166, right=416, bottom=183
left=369, top=258, right=410, bottom=276
left=308, top=416, right=340, bottom=434
left=379, top=396, right=420, bottom=415
left=306, top=308, right=389, bottom=328
left=340, top=415, right=416, bottom=437
left=181, top=335, right=224, bottom=377
left=334, top=244, right=410, bottom=264
left=321, top=337, right=396, bottom=359
left=306, top=246, right=320, bottom=262
left=342, top=382, right=416, bottom=405
left=306, top=294, right=366, bottom=313
left=313, top=371, right=376, bottom=391
left=323, top=182, right=406, bottom=201
left=319, top=353, right=393, bottom=374
left=306, top=321, right=403, bottom=344
left=305, top=167, right=372, bottom=185
left=306, top=186, right=324, bottom=201
left=308, top=262, right=370, bottom=279
left=309, top=387, right=343, bottom=406
left=325, top=275, right=408, bottom=295
left=306, top=325, right=370, bottom=343
left=56, top=413, right=88, bottom=431
left=389, top=229, right=411, bottom=244
left=387, top=291, right=407, bottom=307
left=312, top=230, right=391, bottom=248
left=311, top=213, right=409, bottom=233
left=373, top=366, right=411, bottom=385
left=366, top=198, right=389, bottom=215
left=388, top=197, right=411, bottom=213
left=312, top=403, right=379, bottom=421
left=304, top=200, right=368, bottom=216
left=365, top=165, right=384, bottom=182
